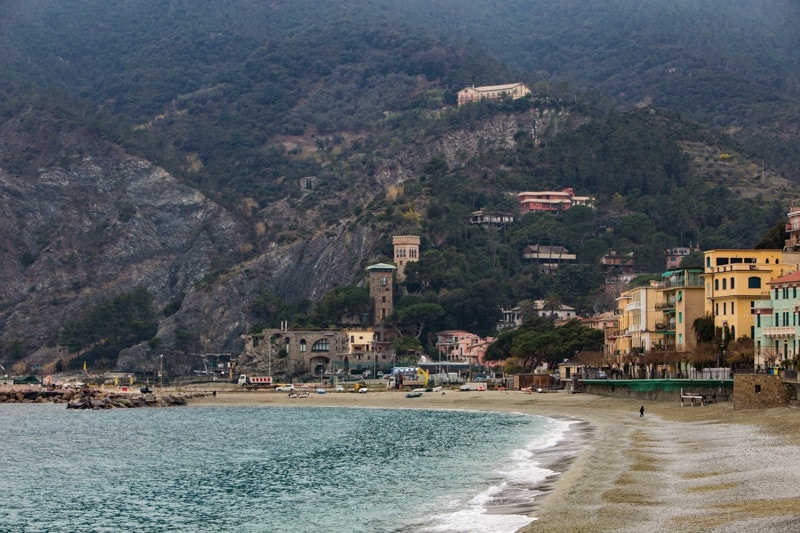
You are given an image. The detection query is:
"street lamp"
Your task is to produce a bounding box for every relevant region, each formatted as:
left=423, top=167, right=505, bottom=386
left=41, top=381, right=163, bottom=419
left=159, top=354, right=164, bottom=389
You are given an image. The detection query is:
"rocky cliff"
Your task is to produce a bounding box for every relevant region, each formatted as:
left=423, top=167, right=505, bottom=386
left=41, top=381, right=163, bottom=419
left=0, top=107, right=384, bottom=366
left=0, top=105, right=569, bottom=369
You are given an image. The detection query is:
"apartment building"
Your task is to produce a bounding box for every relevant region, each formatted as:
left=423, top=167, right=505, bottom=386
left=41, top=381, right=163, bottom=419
left=703, top=249, right=791, bottom=341
left=752, top=270, right=800, bottom=369
left=655, top=268, right=705, bottom=353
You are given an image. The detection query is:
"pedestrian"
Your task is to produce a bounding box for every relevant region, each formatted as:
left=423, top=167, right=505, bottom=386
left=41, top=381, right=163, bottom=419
left=639, top=405, right=645, bottom=417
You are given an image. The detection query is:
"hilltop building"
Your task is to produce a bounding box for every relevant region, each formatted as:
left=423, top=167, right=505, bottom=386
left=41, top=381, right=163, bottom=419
left=469, top=209, right=514, bottom=228
left=522, top=244, right=577, bottom=273
left=517, top=188, right=594, bottom=215
left=665, top=245, right=700, bottom=270
left=457, top=82, right=530, bottom=106
left=497, top=307, right=522, bottom=331
left=601, top=249, right=637, bottom=281
left=784, top=203, right=800, bottom=252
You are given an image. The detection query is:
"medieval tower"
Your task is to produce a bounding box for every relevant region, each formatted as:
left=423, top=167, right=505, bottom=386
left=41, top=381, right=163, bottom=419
left=366, top=263, right=396, bottom=326
left=392, top=235, right=420, bottom=282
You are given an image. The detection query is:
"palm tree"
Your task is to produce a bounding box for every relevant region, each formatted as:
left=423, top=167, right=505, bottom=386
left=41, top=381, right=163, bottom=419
left=543, top=292, right=562, bottom=318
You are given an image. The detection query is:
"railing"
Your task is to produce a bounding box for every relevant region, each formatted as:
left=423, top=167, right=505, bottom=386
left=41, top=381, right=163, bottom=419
left=763, top=326, right=797, bottom=336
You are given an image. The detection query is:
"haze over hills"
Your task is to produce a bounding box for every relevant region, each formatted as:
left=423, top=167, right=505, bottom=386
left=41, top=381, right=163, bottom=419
left=0, top=0, right=797, bottom=373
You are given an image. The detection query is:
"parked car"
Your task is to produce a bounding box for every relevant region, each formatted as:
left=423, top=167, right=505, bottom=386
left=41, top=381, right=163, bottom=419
left=275, top=384, right=295, bottom=392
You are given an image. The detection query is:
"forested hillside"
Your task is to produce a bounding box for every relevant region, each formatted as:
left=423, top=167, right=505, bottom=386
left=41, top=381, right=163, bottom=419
left=0, top=0, right=797, bottom=366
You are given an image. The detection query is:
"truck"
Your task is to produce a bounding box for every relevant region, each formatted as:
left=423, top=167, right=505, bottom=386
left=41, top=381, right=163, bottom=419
left=237, top=375, right=273, bottom=389
left=386, top=367, right=430, bottom=390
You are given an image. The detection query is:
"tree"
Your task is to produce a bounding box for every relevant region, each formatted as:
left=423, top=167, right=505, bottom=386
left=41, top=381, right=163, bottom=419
left=390, top=336, right=422, bottom=356
left=511, top=331, right=560, bottom=371
left=542, top=292, right=562, bottom=317
left=398, top=303, right=444, bottom=339
left=754, top=219, right=787, bottom=249
left=727, top=336, right=754, bottom=368
left=679, top=251, right=704, bottom=268
left=692, top=315, right=716, bottom=344
left=311, top=286, right=371, bottom=326
left=693, top=342, right=718, bottom=369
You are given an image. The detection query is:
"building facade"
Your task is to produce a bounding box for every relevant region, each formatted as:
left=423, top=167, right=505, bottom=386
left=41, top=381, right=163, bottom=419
left=665, top=245, right=700, bottom=270
left=517, top=188, right=594, bottom=215
left=656, top=268, right=705, bottom=353
left=703, top=249, right=791, bottom=342
left=434, top=330, right=493, bottom=367
left=457, top=82, right=531, bottom=106
left=615, top=282, right=665, bottom=355
left=366, top=263, right=396, bottom=326
left=752, top=271, right=800, bottom=370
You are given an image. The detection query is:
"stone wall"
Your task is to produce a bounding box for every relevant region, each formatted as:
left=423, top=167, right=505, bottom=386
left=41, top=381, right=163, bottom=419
left=581, top=380, right=733, bottom=403
left=733, top=374, right=791, bottom=410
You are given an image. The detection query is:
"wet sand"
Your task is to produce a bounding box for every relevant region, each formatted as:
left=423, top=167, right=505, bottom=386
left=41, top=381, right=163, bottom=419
left=190, top=388, right=800, bottom=532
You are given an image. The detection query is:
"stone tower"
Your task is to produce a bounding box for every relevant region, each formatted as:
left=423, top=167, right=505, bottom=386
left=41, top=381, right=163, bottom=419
left=392, top=235, right=420, bottom=282
left=366, top=263, right=396, bottom=326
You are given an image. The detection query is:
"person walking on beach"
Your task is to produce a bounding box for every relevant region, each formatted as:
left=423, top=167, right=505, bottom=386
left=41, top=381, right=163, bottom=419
left=639, top=405, right=645, bottom=417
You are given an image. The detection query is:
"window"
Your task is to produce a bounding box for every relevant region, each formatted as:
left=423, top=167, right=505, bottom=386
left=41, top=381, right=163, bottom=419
left=715, top=279, right=719, bottom=291
left=678, top=312, right=683, bottom=324
left=312, top=339, right=330, bottom=352
left=730, top=277, right=735, bottom=289
left=300, top=339, right=307, bottom=352
left=722, top=279, right=727, bottom=290
left=380, top=276, right=388, bottom=286
left=748, top=277, right=761, bottom=289
left=731, top=303, right=734, bottom=315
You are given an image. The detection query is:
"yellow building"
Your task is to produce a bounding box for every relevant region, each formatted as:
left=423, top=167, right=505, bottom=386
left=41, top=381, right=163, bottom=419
left=656, top=269, right=705, bottom=353
left=615, top=282, right=665, bottom=355
left=703, top=249, right=793, bottom=341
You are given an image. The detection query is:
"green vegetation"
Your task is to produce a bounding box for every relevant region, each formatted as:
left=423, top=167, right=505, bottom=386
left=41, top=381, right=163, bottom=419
left=2, top=1, right=798, bottom=359
left=59, top=287, right=158, bottom=369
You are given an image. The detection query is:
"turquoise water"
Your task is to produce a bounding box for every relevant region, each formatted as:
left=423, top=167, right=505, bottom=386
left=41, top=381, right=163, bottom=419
left=0, top=404, right=579, bottom=532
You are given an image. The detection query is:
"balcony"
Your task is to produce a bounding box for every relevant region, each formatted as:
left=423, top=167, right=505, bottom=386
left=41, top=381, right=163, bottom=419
left=763, top=326, right=797, bottom=337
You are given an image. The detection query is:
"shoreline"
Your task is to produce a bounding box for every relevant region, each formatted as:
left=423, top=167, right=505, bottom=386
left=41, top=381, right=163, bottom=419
left=190, top=388, right=800, bottom=532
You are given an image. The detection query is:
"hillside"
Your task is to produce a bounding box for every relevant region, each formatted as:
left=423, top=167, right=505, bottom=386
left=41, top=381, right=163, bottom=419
left=0, top=0, right=796, bottom=372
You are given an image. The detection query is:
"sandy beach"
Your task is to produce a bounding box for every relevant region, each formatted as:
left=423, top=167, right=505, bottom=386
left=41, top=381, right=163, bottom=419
left=189, top=388, right=800, bottom=532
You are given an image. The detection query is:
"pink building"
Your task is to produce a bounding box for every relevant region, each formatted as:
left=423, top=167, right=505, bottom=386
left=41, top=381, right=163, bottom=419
left=435, top=330, right=494, bottom=367
left=517, top=188, right=593, bottom=215
left=665, top=246, right=699, bottom=269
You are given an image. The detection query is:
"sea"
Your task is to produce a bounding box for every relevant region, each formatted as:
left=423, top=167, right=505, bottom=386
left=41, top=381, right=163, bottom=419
left=0, top=404, right=585, bottom=533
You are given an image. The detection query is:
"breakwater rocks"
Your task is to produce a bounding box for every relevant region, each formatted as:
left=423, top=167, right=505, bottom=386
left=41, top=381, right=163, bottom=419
left=0, top=388, right=209, bottom=409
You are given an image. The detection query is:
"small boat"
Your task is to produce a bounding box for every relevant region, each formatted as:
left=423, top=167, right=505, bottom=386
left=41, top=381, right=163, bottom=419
left=406, top=391, right=423, bottom=398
